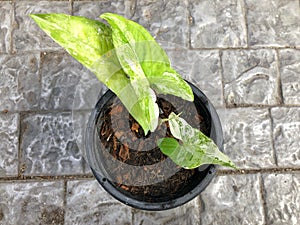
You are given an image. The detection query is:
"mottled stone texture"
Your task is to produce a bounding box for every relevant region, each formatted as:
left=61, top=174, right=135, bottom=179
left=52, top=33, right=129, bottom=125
left=0, top=53, right=40, bottom=111
left=40, top=52, right=99, bottom=110
left=20, top=112, right=85, bottom=175
left=0, top=2, right=12, bottom=53
left=133, top=198, right=200, bottom=225
left=222, top=49, right=280, bottom=106
left=0, top=181, right=64, bottom=225
left=40, top=52, right=79, bottom=110
left=271, top=107, right=300, bottom=167
left=218, top=108, right=274, bottom=169
left=133, top=0, right=189, bottom=46
left=263, top=174, right=300, bottom=225
left=167, top=49, right=223, bottom=107
left=279, top=49, right=300, bottom=105
left=65, top=180, right=132, bottom=225
left=73, top=0, right=135, bottom=19
left=246, top=0, right=300, bottom=47
left=0, top=113, right=19, bottom=177
left=190, top=0, right=247, bottom=48
left=200, top=174, right=265, bottom=225
left=72, top=110, right=93, bottom=174
left=13, top=1, right=70, bottom=52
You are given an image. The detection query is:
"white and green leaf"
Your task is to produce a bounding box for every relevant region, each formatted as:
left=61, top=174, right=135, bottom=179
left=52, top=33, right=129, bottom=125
left=30, top=13, right=156, bottom=133
left=100, top=13, right=159, bottom=132
left=158, top=112, right=237, bottom=169
left=100, top=13, right=194, bottom=102
left=30, top=14, right=113, bottom=69
left=30, top=13, right=128, bottom=92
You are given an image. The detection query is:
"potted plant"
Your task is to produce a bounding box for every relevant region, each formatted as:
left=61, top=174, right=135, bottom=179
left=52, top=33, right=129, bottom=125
left=30, top=13, right=236, bottom=211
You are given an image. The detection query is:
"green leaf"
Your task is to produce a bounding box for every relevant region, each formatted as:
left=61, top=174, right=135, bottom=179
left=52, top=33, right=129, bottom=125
left=100, top=13, right=194, bottom=102
left=158, top=113, right=237, bottom=169
left=30, top=13, right=156, bottom=134
left=89, top=48, right=157, bottom=133
left=100, top=14, right=159, bottom=132
left=30, top=14, right=113, bottom=69
left=157, top=138, right=180, bottom=155
left=30, top=14, right=127, bottom=90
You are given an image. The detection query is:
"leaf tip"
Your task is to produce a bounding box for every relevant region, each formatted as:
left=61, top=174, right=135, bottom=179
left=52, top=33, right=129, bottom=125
left=100, top=12, right=117, bottom=21
left=185, top=86, right=194, bottom=102
left=29, top=13, right=49, bottom=24
left=231, top=163, right=239, bottom=170
left=188, top=93, right=194, bottom=102
left=29, top=13, right=38, bottom=21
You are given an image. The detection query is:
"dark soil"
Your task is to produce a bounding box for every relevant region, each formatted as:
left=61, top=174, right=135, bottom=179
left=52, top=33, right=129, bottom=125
left=96, top=94, right=211, bottom=202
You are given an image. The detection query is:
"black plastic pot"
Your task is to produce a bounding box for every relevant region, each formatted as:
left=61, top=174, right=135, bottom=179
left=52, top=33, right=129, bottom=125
left=85, top=82, right=223, bottom=211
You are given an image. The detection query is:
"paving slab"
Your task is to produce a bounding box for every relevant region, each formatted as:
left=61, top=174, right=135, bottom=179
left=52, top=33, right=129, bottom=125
left=72, top=110, right=94, bottom=175
left=0, top=113, right=19, bottom=177
left=0, top=53, right=40, bottom=111
left=279, top=49, right=300, bottom=105
left=199, top=174, right=265, bottom=225
left=65, top=179, right=132, bottom=225
left=190, top=0, right=247, bottom=48
left=263, top=173, right=300, bottom=225
left=0, top=2, right=12, bottom=53
left=245, top=0, right=300, bottom=47
left=132, top=197, right=200, bottom=225
left=73, top=0, right=135, bottom=19
left=40, top=52, right=80, bottom=110
left=0, top=181, right=64, bottom=225
left=20, top=112, right=85, bottom=176
left=133, top=0, right=189, bottom=47
left=13, top=1, right=70, bottom=52
left=40, top=51, right=104, bottom=111
left=167, top=49, right=223, bottom=107
left=217, top=107, right=274, bottom=169
left=222, top=49, right=280, bottom=106
left=40, top=52, right=97, bottom=111
left=271, top=107, right=300, bottom=167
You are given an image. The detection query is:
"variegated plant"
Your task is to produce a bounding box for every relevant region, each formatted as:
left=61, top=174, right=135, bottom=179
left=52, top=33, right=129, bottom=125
left=30, top=13, right=236, bottom=169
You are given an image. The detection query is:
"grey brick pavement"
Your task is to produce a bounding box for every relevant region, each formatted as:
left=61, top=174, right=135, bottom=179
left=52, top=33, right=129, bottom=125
left=0, top=0, right=299, bottom=224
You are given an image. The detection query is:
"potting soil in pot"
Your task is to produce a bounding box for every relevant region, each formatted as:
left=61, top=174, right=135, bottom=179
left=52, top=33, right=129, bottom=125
left=96, top=94, right=212, bottom=203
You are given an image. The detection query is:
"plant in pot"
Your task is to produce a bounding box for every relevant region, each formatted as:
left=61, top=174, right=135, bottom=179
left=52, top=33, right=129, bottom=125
left=30, top=13, right=236, bottom=211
